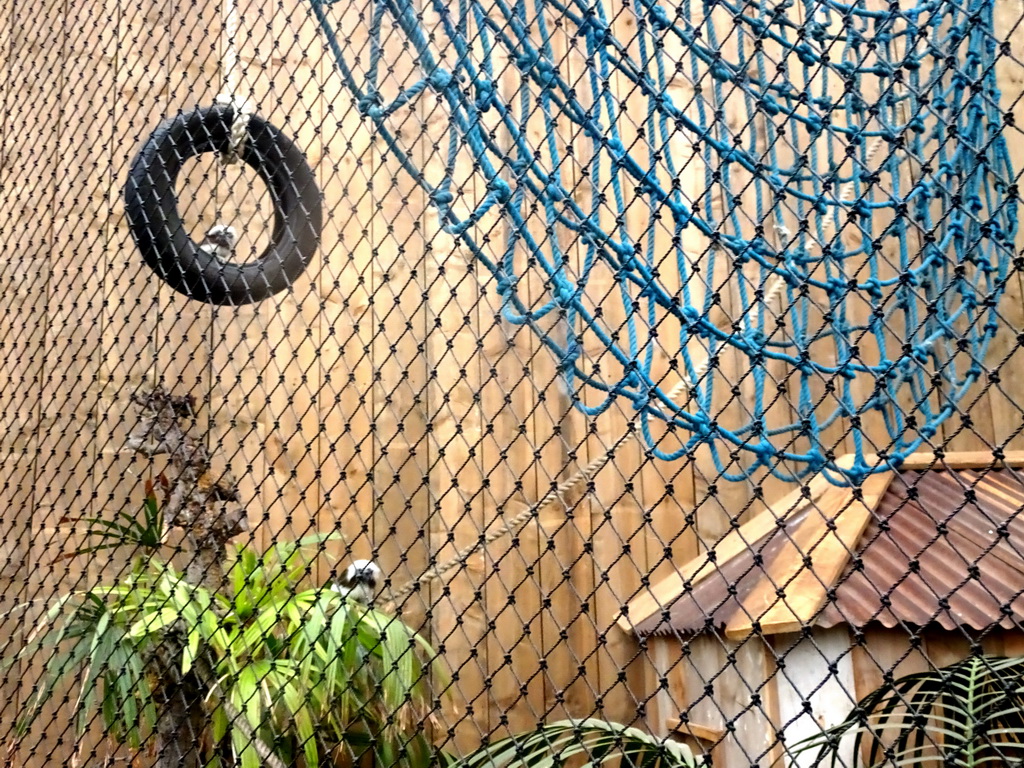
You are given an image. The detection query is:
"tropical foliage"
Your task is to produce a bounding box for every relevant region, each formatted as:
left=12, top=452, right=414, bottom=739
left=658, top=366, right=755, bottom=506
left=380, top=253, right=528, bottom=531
left=12, top=483, right=698, bottom=768
left=791, top=654, right=1024, bottom=767
left=448, top=718, right=698, bottom=768
left=12, top=510, right=445, bottom=768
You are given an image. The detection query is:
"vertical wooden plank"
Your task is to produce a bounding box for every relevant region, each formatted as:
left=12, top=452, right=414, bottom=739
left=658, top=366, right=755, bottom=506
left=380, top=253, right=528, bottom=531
left=716, top=639, right=777, bottom=768
left=0, top=0, right=61, bottom=760
left=688, top=1, right=756, bottom=550
left=468, top=20, right=537, bottom=739
left=27, top=0, right=124, bottom=760
left=987, top=0, right=1024, bottom=454
left=731, top=3, right=802, bottom=508
left=538, top=14, right=592, bottom=730
left=154, top=0, right=218, bottom=415
left=235, top=0, right=327, bottom=552
left=549, top=10, right=602, bottom=720
left=362, top=8, right=431, bottom=645
left=680, top=634, right=728, bottom=765
left=923, top=630, right=972, bottom=671
left=421, top=221, right=493, bottom=749
left=647, top=639, right=674, bottom=739
left=563, top=0, right=675, bottom=724
left=478, top=274, right=539, bottom=738
left=204, top=0, right=280, bottom=558
left=413, top=0, right=491, bottom=748
left=95, top=0, right=172, bottom=582
left=490, top=310, right=561, bottom=735
left=316, top=10, right=379, bottom=578
left=773, top=628, right=858, bottom=768
left=626, top=9, right=704, bottom=724
left=760, top=646, right=785, bottom=768
left=850, top=626, right=929, bottom=703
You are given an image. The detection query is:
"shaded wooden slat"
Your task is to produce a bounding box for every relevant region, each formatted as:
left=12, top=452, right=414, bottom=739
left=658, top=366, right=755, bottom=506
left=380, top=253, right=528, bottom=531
left=666, top=719, right=727, bottom=744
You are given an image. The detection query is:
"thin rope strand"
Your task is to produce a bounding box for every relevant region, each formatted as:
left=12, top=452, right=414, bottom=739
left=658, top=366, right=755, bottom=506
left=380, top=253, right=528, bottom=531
left=216, top=0, right=251, bottom=163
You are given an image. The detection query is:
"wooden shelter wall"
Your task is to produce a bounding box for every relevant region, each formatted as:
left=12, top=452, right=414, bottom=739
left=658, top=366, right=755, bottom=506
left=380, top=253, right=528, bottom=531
left=650, top=628, right=1024, bottom=767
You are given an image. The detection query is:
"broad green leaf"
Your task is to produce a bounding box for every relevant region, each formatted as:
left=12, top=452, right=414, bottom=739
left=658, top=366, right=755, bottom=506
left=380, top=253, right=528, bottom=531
left=212, top=704, right=229, bottom=743
left=283, top=682, right=319, bottom=768
left=183, top=626, right=200, bottom=674
left=231, top=722, right=261, bottom=768
left=128, top=608, right=181, bottom=638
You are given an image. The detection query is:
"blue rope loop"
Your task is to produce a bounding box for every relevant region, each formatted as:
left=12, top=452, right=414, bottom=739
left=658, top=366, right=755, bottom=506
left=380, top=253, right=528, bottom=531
left=308, top=0, right=1017, bottom=484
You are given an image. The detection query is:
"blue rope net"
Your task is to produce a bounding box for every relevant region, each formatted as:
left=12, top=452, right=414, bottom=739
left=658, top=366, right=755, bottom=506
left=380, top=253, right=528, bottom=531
left=308, top=0, right=1017, bottom=483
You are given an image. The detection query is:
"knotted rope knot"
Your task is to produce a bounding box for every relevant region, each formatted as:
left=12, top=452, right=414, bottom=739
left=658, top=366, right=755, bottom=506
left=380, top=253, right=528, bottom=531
left=488, top=177, right=512, bottom=203
left=356, top=92, right=383, bottom=117
left=750, top=440, right=777, bottom=464
left=428, top=67, right=454, bottom=90
left=494, top=272, right=513, bottom=296
left=804, top=20, right=828, bottom=41
left=610, top=240, right=634, bottom=262
left=515, top=50, right=539, bottom=72
left=474, top=77, right=495, bottom=110
left=431, top=188, right=455, bottom=207
left=214, top=93, right=252, bottom=164
left=553, top=281, right=577, bottom=308
left=534, top=59, right=557, bottom=88
left=627, top=376, right=653, bottom=411
left=745, top=328, right=768, bottom=349
left=648, top=5, right=672, bottom=30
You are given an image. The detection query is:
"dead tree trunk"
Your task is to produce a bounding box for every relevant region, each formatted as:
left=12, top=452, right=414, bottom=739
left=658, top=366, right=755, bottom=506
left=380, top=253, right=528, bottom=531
left=126, top=386, right=248, bottom=768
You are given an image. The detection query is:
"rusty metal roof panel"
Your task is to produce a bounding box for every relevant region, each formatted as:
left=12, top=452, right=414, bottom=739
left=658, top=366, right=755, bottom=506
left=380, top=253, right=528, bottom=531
left=633, top=467, right=1024, bottom=637
left=633, top=506, right=811, bottom=636
left=819, top=468, right=1024, bottom=631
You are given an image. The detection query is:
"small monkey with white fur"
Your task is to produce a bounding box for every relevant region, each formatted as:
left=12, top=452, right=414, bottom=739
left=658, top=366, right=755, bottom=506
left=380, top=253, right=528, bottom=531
left=198, top=224, right=237, bottom=259
left=332, top=559, right=382, bottom=605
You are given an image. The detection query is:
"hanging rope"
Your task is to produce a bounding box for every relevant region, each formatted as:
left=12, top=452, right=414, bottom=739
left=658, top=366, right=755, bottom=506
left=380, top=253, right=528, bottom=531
left=383, top=379, right=691, bottom=606
left=215, top=0, right=251, bottom=163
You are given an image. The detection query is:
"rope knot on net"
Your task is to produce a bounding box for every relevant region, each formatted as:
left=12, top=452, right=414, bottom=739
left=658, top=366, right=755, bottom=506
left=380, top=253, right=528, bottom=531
left=310, top=0, right=1017, bottom=483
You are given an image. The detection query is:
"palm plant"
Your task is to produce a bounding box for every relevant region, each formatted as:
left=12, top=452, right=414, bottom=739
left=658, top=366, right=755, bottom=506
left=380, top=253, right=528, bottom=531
left=447, top=719, right=699, bottom=768
left=791, top=654, right=1024, bottom=767
left=17, top=469, right=696, bottom=768
left=12, top=524, right=446, bottom=768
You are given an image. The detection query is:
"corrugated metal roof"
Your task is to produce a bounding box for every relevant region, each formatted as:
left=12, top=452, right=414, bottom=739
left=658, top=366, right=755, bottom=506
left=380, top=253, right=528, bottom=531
left=631, top=467, right=1024, bottom=636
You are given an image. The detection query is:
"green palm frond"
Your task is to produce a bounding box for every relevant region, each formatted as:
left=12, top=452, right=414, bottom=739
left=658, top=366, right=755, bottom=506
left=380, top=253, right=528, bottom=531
left=449, top=719, right=698, bottom=768
left=58, top=478, right=166, bottom=562
left=791, top=655, right=1024, bottom=768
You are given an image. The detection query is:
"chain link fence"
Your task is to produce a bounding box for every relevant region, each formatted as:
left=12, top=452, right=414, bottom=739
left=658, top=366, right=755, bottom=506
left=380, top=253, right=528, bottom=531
left=2, top=0, right=1024, bottom=765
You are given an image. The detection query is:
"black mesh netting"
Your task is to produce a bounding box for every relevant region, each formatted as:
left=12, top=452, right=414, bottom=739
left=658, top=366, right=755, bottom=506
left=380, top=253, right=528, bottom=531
left=3, top=0, right=1024, bottom=765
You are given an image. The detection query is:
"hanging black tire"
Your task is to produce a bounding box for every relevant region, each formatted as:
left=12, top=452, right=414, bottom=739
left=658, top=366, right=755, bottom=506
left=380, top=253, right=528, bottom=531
left=124, top=104, right=323, bottom=305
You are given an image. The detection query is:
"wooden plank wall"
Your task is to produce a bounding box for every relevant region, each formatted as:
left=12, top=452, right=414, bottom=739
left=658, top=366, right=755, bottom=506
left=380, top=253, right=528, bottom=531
left=1, top=0, right=1024, bottom=764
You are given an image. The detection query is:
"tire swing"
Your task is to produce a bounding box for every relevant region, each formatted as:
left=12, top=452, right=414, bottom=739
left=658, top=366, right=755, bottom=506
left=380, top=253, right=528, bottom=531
left=123, top=0, right=322, bottom=305
left=124, top=105, right=322, bottom=305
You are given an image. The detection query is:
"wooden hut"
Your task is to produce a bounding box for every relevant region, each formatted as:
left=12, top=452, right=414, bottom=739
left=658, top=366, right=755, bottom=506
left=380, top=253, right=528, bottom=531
left=618, top=452, right=1024, bottom=768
